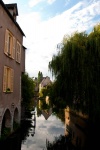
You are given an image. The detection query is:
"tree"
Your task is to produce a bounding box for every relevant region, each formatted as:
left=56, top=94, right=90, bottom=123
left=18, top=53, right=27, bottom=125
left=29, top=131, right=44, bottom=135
left=21, top=72, right=35, bottom=110
left=48, top=23, right=100, bottom=124
left=37, top=71, right=43, bottom=84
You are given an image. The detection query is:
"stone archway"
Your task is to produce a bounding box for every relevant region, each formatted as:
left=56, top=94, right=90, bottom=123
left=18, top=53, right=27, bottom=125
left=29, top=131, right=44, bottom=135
left=13, top=108, right=19, bottom=131
left=1, top=109, right=12, bottom=137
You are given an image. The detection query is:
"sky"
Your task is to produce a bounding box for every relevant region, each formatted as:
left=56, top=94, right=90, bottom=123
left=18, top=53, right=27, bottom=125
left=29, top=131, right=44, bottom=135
left=3, top=0, right=100, bottom=80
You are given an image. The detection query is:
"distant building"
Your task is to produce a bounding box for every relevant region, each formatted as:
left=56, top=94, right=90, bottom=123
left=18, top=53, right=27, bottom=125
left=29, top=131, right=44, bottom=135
left=39, top=76, right=52, bottom=93
left=0, top=0, right=26, bottom=137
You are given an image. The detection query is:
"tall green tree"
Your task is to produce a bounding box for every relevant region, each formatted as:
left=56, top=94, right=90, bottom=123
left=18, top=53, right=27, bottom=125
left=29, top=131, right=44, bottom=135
left=48, top=23, right=100, bottom=124
left=37, top=71, right=43, bottom=84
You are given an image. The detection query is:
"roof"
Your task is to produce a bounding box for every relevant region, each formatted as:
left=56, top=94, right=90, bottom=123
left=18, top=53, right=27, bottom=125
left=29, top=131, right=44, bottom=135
left=41, top=108, right=52, bottom=120
left=40, top=76, right=52, bottom=87
left=5, top=3, right=18, bottom=16
left=0, top=0, right=25, bottom=36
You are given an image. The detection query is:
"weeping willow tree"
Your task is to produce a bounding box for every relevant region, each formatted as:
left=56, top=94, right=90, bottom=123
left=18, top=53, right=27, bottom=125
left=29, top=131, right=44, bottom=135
left=48, top=23, right=100, bottom=124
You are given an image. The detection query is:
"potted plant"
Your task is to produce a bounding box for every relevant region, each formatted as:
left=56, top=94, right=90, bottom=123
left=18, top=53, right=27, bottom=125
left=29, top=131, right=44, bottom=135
left=6, top=88, right=11, bottom=93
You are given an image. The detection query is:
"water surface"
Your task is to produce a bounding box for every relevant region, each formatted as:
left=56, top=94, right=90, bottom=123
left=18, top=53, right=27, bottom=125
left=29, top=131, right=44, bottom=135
left=21, top=108, right=65, bottom=150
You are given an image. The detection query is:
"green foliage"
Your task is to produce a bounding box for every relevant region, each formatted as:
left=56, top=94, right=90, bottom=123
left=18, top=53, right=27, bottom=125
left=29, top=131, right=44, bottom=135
left=53, top=108, right=65, bottom=123
left=37, top=71, right=43, bottom=84
left=6, top=88, right=11, bottom=92
left=40, top=99, right=50, bottom=110
left=48, top=23, right=100, bottom=124
left=39, top=84, right=51, bottom=100
left=21, top=72, right=35, bottom=109
left=0, top=127, right=11, bottom=140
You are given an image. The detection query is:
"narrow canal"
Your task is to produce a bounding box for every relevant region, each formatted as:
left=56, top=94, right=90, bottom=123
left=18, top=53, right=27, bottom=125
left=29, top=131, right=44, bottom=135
left=21, top=108, right=65, bottom=150
left=0, top=107, right=65, bottom=150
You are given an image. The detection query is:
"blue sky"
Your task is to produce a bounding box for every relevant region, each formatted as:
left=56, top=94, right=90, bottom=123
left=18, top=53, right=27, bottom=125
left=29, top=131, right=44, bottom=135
left=3, top=0, right=100, bottom=80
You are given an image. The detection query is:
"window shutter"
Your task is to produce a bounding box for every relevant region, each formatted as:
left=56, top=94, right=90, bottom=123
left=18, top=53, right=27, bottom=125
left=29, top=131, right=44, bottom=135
left=3, top=66, right=7, bottom=92
left=16, top=42, right=18, bottom=61
left=10, top=69, right=14, bottom=92
left=19, top=44, right=21, bottom=63
left=4, top=30, right=9, bottom=54
left=16, top=41, right=21, bottom=63
left=12, top=37, right=15, bottom=59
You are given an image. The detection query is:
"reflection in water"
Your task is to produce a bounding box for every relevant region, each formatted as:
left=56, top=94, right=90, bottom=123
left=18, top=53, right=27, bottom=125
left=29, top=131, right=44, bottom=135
left=46, top=134, right=74, bottom=150
left=21, top=108, right=64, bottom=150
left=0, top=110, right=36, bottom=150
left=28, top=113, right=36, bottom=137
left=0, top=107, right=65, bottom=150
left=41, top=108, right=52, bottom=120
left=0, top=97, right=98, bottom=150
left=21, top=111, right=36, bottom=140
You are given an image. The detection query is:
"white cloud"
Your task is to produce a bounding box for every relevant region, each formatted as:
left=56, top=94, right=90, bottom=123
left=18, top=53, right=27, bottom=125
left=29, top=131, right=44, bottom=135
left=17, top=0, right=100, bottom=78
left=28, top=0, right=44, bottom=7
left=3, top=0, right=100, bottom=78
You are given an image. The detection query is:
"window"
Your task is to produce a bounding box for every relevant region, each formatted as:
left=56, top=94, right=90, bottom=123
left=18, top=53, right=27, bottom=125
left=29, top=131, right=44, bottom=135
left=16, top=41, right=21, bottom=63
left=3, top=66, right=14, bottom=92
left=4, top=29, right=15, bottom=58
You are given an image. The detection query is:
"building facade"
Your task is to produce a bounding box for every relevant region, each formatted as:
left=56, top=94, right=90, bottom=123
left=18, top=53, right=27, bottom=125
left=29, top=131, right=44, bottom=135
left=39, top=76, right=52, bottom=93
left=0, top=0, right=25, bottom=137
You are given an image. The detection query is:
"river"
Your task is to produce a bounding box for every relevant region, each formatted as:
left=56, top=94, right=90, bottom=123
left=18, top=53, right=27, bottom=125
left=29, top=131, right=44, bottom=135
left=0, top=107, right=65, bottom=150
left=21, top=108, right=65, bottom=150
